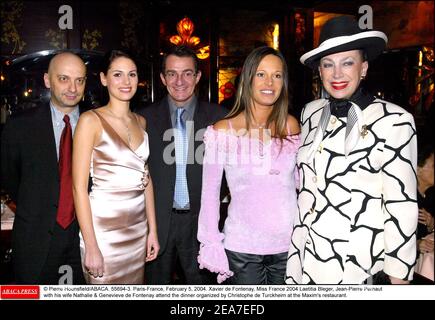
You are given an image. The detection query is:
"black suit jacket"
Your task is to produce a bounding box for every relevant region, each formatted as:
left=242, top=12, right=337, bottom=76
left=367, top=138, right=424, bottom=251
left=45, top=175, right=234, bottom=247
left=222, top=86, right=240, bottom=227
left=136, top=96, right=228, bottom=254
left=1, top=103, right=66, bottom=282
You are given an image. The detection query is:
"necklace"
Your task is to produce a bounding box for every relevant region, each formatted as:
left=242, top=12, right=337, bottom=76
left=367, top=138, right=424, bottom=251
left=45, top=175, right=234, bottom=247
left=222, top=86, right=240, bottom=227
left=252, top=116, right=266, bottom=129
left=255, top=123, right=266, bottom=129
left=252, top=121, right=266, bottom=129
left=251, top=119, right=268, bottom=159
left=106, top=108, right=132, bottom=147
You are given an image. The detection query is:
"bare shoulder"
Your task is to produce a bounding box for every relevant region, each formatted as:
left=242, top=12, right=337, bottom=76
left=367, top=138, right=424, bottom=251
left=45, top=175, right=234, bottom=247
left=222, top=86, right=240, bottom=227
left=212, top=119, right=229, bottom=130
left=287, top=114, right=300, bottom=135
left=135, top=113, right=146, bottom=130
left=78, top=109, right=100, bottom=127
left=75, top=110, right=102, bottom=143
left=214, top=113, right=245, bottom=130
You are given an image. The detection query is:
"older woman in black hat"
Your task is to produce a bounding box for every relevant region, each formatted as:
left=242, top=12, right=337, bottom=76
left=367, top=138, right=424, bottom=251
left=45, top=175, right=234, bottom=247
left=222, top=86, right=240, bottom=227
left=286, top=16, right=418, bottom=284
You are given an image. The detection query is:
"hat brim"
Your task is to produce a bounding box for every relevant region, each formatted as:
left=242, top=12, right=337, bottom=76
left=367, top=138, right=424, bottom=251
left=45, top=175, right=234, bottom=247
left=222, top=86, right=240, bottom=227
left=300, top=31, right=388, bottom=69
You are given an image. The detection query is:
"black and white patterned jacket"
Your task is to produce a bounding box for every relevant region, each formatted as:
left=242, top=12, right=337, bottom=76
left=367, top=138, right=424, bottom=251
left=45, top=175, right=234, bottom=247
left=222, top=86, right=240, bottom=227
left=286, top=98, right=418, bottom=284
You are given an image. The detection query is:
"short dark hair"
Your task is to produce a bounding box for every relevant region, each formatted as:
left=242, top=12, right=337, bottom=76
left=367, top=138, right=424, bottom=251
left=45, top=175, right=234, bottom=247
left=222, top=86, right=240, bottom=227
left=100, top=50, right=136, bottom=75
left=161, top=45, right=199, bottom=73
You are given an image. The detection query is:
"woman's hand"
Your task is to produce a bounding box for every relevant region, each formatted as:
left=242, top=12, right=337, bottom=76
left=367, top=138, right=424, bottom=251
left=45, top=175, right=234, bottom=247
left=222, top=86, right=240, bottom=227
left=146, top=230, right=160, bottom=262
left=418, top=237, right=434, bottom=254
left=389, top=276, right=410, bottom=285
left=418, top=208, right=434, bottom=232
left=84, top=245, right=104, bottom=278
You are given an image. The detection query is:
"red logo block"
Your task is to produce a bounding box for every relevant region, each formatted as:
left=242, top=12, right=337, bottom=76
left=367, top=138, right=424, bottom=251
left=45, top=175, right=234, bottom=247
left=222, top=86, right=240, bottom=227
left=1, top=285, right=40, bottom=299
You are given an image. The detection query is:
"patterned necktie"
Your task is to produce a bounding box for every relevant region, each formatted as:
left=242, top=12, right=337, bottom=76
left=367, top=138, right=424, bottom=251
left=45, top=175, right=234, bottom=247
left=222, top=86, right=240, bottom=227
left=306, top=101, right=363, bottom=162
left=174, top=108, right=189, bottom=208
left=56, top=114, right=75, bottom=229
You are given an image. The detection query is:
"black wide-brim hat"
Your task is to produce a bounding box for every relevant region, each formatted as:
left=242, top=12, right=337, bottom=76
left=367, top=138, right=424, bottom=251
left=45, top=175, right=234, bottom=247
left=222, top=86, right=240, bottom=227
left=300, top=15, right=388, bottom=69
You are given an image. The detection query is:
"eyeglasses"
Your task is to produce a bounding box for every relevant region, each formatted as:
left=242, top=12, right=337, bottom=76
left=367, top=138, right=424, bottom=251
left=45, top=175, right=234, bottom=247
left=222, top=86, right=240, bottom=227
left=164, top=70, right=196, bottom=81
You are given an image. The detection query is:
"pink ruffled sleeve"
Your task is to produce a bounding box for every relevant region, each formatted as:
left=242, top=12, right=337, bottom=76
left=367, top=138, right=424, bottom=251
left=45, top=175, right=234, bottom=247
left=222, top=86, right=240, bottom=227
left=197, top=126, right=233, bottom=283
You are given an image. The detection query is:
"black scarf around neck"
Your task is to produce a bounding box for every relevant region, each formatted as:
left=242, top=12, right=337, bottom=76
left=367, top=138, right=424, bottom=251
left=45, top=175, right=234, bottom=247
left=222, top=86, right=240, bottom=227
left=328, top=87, right=375, bottom=118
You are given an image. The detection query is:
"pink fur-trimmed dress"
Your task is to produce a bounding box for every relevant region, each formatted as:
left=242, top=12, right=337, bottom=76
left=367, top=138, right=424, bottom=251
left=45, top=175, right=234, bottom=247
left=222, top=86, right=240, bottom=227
left=197, top=124, right=300, bottom=283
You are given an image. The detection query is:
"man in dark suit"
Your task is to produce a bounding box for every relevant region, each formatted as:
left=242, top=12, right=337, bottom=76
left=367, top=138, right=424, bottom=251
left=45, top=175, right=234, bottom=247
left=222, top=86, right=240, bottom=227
left=136, top=46, right=227, bottom=284
left=1, top=52, right=87, bottom=284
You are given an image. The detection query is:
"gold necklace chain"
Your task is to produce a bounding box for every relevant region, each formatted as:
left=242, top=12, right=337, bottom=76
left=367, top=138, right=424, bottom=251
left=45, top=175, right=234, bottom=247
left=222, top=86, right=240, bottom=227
left=106, top=108, right=132, bottom=147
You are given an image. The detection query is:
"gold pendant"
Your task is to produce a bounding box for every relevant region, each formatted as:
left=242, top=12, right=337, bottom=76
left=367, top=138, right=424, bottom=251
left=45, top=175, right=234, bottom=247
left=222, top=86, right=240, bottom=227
left=360, top=125, right=368, bottom=138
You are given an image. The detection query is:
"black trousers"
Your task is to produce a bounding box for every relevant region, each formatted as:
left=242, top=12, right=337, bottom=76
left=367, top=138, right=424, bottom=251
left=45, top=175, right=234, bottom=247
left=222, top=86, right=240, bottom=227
left=225, top=249, right=288, bottom=285
left=145, top=212, right=212, bottom=285
left=37, top=220, right=85, bottom=285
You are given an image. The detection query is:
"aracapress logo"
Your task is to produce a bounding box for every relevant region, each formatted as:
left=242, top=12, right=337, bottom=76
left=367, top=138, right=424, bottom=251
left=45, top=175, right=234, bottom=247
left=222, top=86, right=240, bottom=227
left=0, top=285, right=40, bottom=299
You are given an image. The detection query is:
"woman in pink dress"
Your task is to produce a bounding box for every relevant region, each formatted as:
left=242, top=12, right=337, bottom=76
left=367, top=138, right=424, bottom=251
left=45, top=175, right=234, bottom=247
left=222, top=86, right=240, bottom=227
left=197, top=46, right=300, bottom=284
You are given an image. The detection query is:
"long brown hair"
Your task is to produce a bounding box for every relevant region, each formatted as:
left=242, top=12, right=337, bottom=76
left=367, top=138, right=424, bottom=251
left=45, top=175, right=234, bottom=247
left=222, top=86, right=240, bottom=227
left=226, top=46, right=290, bottom=141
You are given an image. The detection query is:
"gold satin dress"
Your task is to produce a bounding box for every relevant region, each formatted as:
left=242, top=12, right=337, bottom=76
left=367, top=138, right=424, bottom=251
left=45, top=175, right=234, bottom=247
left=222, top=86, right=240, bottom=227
left=80, top=110, right=149, bottom=284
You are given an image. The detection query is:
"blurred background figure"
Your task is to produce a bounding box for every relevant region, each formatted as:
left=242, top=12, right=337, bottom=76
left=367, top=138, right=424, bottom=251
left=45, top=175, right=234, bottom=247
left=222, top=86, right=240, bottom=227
left=416, top=143, right=434, bottom=254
